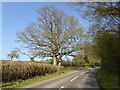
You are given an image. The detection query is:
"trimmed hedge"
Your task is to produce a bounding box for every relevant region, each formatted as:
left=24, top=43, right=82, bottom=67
left=2, top=61, right=63, bottom=82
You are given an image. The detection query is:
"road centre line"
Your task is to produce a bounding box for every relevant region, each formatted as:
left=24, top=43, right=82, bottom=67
left=81, top=72, right=85, bottom=75
left=70, top=76, right=78, bottom=82
left=58, top=86, right=64, bottom=90
left=81, top=71, right=88, bottom=75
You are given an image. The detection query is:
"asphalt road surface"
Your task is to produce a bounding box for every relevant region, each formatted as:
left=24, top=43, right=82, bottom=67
left=20, top=67, right=100, bottom=90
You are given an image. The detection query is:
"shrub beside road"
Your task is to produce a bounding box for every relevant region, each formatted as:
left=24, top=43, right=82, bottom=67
left=2, top=61, right=63, bottom=82
left=96, top=69, right=119, bottom=89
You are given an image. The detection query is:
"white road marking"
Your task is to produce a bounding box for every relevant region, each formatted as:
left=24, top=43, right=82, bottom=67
left=81, top=71, right=88, bottom=75
left=58, top=86, right=64, bottom=90
left=70, top=76, right=78, bottom=82
left=81, top=72, right=85, bottom=75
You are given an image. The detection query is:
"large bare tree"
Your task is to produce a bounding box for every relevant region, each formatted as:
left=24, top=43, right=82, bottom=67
left=17, top=5, right=85, bottom=65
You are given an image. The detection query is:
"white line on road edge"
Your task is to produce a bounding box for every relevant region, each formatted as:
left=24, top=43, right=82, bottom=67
left=70, top=76, right=78, bottom=82
left=58, top=86, right=64, bottom=90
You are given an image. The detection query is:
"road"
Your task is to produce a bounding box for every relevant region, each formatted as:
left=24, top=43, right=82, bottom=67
left=20, top=67, right=100, bottom=90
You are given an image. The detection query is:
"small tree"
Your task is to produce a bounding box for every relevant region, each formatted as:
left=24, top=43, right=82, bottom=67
left=7, top=50, right=19, bottom=61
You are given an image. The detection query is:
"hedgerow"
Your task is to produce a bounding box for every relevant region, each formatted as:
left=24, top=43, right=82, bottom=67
left=2, top=61, right=63, bottom=82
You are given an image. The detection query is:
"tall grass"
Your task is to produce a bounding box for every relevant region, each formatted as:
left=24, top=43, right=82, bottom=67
left=2, top=61, right=63, bottom=82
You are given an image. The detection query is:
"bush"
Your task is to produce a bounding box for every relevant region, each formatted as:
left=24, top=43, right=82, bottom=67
left=93, top=32, right=119, bottom=74
left=73, top=59, right=86, bottom=66
left=62, top=60, right=87, bottom=67
left=2, top=61, right=63, bottom=82
left=96, top=70, right=119, bottom=88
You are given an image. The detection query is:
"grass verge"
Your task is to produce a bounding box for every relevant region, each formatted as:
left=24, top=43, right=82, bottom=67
left=96, top=69, right=119, bottom=90
left=2, top=66, right=92, bottom=89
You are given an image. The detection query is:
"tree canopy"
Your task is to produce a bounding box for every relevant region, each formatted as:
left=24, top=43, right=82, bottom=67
left=71, top=2, right=119, bottom=74
left=16, top=5, right=86, bottom=65
left=71, top=2, right=119, bottom=36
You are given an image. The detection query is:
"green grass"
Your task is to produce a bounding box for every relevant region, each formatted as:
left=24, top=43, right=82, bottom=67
left=2, top=66, right=92, bottom=89
left=96, top=69, right=119, bottom=90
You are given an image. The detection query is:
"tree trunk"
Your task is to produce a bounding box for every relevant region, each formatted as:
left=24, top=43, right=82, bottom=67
left=30, top=57, right=34, bottom=62
left=53, top=55, right=57, bottom=65
left=58, top=58, right=62, bottom=72
left=58, top=56, right=62, bottom=66
left=11, top=57, right=13, bottom=61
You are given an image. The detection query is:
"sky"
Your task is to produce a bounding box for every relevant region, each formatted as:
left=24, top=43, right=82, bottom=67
left=1, top=2, right=90, bottom=61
